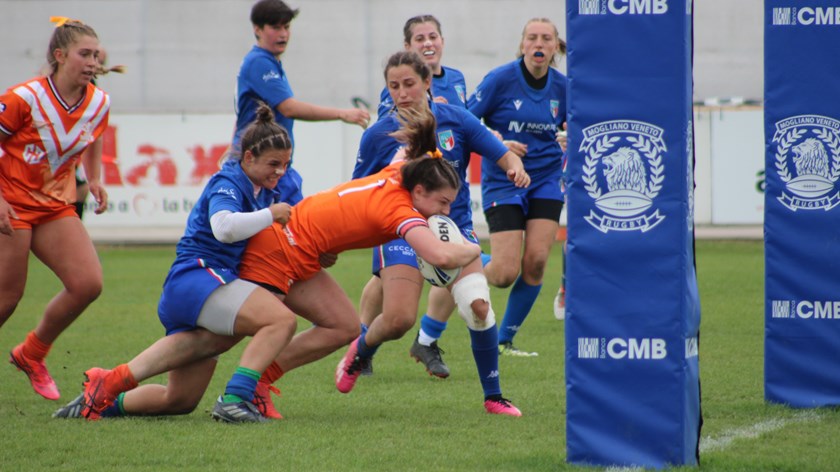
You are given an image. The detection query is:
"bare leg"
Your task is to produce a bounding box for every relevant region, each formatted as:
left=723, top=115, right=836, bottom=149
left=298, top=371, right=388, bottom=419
left=29, top=217, right=103, bottom=343
left=273, top=270, right=360, bottom=372
left=358, top=276, right=383, bottom=327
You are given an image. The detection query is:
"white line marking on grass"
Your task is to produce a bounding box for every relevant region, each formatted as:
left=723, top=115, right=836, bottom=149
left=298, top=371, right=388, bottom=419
left=700, top=410, right=823, bottom=453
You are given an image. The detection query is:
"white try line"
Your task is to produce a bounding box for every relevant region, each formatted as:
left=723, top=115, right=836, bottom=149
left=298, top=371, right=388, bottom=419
left=699, top=410, right=823, bottom=453
left=591, top=411, right=823, bottom=471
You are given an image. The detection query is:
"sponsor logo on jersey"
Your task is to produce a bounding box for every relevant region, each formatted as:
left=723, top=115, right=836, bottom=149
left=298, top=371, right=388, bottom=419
left=772, top=7, right=840, bottom=26
left=550, top=100, right=559, bottom=119
left=438, top=129, right=455, bottom=151
left=23, top=144, right=47, bottom=165
left=0, top=102, right=6, bottom=113
left=508, top=120, right=557, bottom=134
left=577, top=337, right=668, bottom=360
left=771, top=115, right=840, bottom=211
left=580, top=119, right=667, bottom=233
left=513, top=99, right=523, bottom=110
left=215, top=187, right=238, bottom=200
left=771, top=299, right=840, bottom=320
left=262, top=70, right=281, bottom=82
left=454, top=85, right=466, bottom=103
left=579, top=0, right=668, bottom=15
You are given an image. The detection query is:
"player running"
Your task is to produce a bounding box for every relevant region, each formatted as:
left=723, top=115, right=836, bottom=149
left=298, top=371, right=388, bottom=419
left=333, top=50, right=530, bottom=416
left=467, top=18, right=568, bottom=356
left=2, top=17, right=110, bottom=401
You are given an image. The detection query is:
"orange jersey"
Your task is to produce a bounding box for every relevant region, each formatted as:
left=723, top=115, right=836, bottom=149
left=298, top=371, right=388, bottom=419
left=0, top=76, right=110, bottom=211
left=240, top=162, right=428, bottom=290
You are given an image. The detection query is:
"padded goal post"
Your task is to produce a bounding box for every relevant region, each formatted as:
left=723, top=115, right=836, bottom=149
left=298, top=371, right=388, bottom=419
left=764, top=0, right=840, bottom=407
left=564, top=0, right=700, bottom=467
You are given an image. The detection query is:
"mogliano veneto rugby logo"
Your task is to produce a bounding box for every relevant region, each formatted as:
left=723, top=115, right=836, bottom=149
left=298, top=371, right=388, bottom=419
left=580, top=120, right=666, bottom=233
left=772, top=115, right=840, bottom=211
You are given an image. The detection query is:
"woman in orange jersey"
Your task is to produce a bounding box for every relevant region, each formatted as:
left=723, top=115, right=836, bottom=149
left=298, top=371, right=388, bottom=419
left=1, top=18, right=110, bottom=401
left=224, top=106, right=479, bottom=421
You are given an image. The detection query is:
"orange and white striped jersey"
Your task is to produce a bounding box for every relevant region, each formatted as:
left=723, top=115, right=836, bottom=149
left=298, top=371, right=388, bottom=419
left=239, top=162, right=429, bottom=288
left=0, top=76, right=110, bottom=210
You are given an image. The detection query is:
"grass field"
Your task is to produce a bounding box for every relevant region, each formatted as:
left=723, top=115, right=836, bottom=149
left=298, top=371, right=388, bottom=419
left=1, top=240, right=837, bottom=471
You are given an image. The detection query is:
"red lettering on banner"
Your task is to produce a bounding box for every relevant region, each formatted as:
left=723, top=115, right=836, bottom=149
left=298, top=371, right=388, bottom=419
left=126, top=144, right=178, bottom=185
left=188, top=144, right=226, bottom=184
left=101, top=125, right=124, bottom=185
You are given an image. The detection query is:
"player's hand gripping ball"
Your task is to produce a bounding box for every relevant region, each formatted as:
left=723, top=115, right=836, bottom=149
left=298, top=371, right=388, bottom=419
left=416, top=215, right=463, bottom=287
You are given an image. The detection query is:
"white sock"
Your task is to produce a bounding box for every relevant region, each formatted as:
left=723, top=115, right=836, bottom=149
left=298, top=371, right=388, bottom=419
left=418, top=329, right=436, bottom=346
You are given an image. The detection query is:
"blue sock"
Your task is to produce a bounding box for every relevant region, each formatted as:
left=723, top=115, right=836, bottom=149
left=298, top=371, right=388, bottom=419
left=480, top=253, right=492, bottom=268
left=360, top=323, right=368, bottom=336
left=420, top=314, right=447, bottom=340
left=498, top=276, right=542, bottom=344
left=100, top=392, right=126, bottom=417
left=470, top=327, right=501, bottom=398
left=223, top=366, right=260, bottom=403
left=357, top=333, right=380, bottom=359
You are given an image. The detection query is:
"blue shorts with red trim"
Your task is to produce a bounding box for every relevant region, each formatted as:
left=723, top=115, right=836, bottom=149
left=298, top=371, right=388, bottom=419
left=158, top=258, right=239, bottom=335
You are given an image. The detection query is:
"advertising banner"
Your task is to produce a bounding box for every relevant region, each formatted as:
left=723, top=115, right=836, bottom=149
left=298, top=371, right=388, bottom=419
left=565, top=0, right=701, bottom=467
left=764, top=1, right=840, bottom=407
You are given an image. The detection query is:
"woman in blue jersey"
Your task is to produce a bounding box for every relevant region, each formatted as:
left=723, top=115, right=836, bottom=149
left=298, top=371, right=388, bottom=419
left=337, top=50, right=529, bottom=416
left=359, top=14, right=473, bottom=378
left=58, top=104, right=301, bottom=422
left=231, top=0, right=369, bottom=204
left=467, top=18, right=568, bottom=357
left=375, top=15, right=467, bottom=117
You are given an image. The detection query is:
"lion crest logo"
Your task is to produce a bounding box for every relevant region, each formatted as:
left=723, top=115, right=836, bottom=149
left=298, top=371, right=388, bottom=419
left=772, top=115, right=840, bottom=211
left=580, top=120, right=667, bottom=233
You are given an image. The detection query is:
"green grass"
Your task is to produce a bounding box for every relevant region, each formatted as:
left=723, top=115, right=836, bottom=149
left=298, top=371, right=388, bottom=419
left=1, top=240, right=837, bottom=471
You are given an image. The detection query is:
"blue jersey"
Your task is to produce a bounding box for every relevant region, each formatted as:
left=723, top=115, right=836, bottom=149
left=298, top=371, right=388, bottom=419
left=233, top=46, right=295, bottom=151
left=376, top=66, right=467, bottom=119
left=231, top=45, right=303, bottom=205
left=354, top=101, right=507, bottom=230
left=174, top=159, right=281, bottom=269
left=468, top=59, right=567, bottom=205
left=159, top=160, right=281, bottom=334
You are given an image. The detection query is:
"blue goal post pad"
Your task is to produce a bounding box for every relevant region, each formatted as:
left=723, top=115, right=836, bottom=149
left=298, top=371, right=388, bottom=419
left=564, top=0, right=700, bottom=468
left=764, top=0, right=840, bottom=408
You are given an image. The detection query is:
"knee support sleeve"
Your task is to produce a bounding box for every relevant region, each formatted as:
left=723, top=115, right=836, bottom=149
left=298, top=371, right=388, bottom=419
left=451, top=273, right=496, bottom=331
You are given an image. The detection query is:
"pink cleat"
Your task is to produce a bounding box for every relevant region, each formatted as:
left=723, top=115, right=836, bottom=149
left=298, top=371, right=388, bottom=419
left=80, top=368, right=116, bottom=421
left=253, top=381, right=283, bottom=419
left=484, top=397, right=522, bottom=417
left=9, top=344, right=60, bottom=400
left=335, top=337, right=365, bottom=394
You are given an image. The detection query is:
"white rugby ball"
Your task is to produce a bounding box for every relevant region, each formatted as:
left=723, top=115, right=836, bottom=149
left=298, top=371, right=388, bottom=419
left=416, top=215, right=463, bottom=287
left=786, top=175, right=833, bottom=198
left=595, top=190, right=652, bottom=217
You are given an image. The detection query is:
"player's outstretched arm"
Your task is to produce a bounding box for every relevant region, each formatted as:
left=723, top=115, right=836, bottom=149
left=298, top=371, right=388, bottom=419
left=277, top=98, right=370, bottom=129
left=405, top=226, right=479, bottom=270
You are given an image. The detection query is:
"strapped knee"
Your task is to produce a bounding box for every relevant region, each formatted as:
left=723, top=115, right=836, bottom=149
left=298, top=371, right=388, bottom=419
left=451, top=273, right=495, bottom=331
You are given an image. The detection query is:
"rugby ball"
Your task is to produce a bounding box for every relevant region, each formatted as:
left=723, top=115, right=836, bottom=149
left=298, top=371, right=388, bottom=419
left=416, top=215, right=463, bottom=287
left=595, top=190, right=652, bottom=218
left=786, top=175, right=834, bottom=198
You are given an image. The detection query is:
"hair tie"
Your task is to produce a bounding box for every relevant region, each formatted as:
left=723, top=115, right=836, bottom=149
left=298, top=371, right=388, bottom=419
left=429, top=149, right=443, bottom=159
left=50, top=16, right=82, bottom=27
